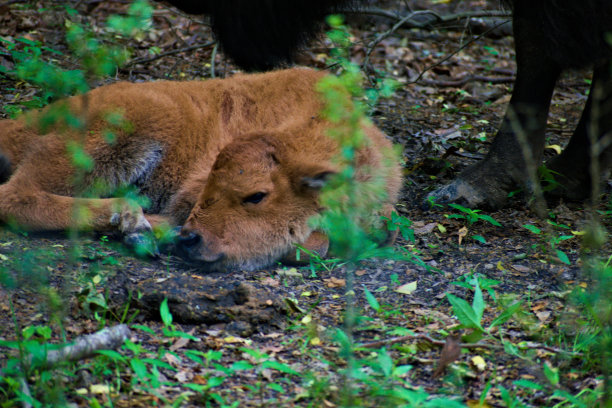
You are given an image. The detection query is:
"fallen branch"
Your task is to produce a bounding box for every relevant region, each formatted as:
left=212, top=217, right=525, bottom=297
left=1, top=324, right=132, bottom=374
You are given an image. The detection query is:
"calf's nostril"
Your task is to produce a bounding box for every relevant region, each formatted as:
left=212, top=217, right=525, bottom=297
left=178, top=231, right=201, bottom=248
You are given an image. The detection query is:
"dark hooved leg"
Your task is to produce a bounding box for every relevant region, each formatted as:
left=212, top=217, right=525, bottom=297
left=427, top=10, right=562, bottom=209
left=544, top=61, right=612, bottom=202
left=0, top=153, right=10, bottom=184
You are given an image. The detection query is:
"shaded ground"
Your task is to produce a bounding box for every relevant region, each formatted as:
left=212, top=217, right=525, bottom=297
left=0, top=1, right=610, bottom=406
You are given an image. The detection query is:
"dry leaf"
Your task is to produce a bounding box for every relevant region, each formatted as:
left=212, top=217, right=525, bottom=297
left=324, top=277, right=346, bottom=288
left=170, top=328, right=196, bottom=351
left=174, top=370, right=192, bottom=383
left=471, top=355, right=486, bottom=372
left=466, top=400, right=492, bottom=408
left=433, top=334, right=462, bottom=378
left=276, top=267, right=302, bottom=277
left=511, top=264, right=530, bottom=273
left=395, top=281, right=417, bottom=295
left=458, top=226, right=468, bottom=245
left=414, top=222, right=437, bottom=235
left=535, top=310, right=551, bottom=322
left=261, top=277, right=280, bottom=287
left=165, top=352, right=181, bottom=367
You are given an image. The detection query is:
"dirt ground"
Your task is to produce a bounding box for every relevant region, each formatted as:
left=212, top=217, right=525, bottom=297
left=0, top=1, right=610, bottom=406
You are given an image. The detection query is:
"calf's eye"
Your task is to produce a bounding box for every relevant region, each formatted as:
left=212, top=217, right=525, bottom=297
left=243, top=192, right=267, bottom=204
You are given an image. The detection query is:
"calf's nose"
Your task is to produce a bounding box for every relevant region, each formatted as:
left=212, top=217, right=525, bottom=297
left=178, top=230, right=201, bottom=249
left=177, top=228, right=225, bottom=263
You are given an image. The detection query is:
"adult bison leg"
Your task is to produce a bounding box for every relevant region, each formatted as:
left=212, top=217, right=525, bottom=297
left=427, top=13, right=561, bottom=209
left=544, top=61, right=612, bottom=202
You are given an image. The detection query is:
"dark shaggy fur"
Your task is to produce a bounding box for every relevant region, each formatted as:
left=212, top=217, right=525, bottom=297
left=164, top=0, right=353, bottom=71
left=506, top=0, right=612, bottom=68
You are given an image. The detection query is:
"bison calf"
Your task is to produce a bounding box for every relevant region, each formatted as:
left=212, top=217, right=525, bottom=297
left=0, top=68, right=402, bottom=271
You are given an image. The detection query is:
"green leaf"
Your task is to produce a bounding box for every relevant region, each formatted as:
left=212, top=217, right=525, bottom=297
left=555, top=249, right=571, bottom=265
left=448, top=203, right=472, bottom=214
left=231, top=361, right=254, bottom=371
left=208, top=376, right=225, bottom=388
left=446, top=293, right=483, bottom=330
left=523, top=224, right=541, bottom=234
left=96, top=349, right=126, bottom=362
left=513, top=379, right=544, bottom=391
left=162, top=329, right=198, bottom=340
left=130, top=358, right=148, bottom=379
left=543, top=362, right=559, bottom=386
left=489, top=301, right=522, bottom=330
left=262, top=360, right=299, bottom=376
left=267, top=383, right=285, bottom=393
left=183, top=383, right=207, bottom=393
left=377, top=349, right=393, bottom=377
left=393, top=364, right=413, bottom=376
left=363, top=286, right=381, bottom=313
left=498, top=385, right=513, bottom=406
left=160, top=298, right=173, bottom=327
left=472, top=235, right=487, bottom=244
left=477, top=214, right=501, bottom=226
left=132, top=324, right=155, bottom=334
left=472, top=281, right=485, bottom=322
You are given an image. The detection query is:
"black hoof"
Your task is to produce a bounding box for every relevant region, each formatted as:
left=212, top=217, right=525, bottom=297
left=124, top=231, right=160, bottom=258
left=425, top=179, right=493, bottom=210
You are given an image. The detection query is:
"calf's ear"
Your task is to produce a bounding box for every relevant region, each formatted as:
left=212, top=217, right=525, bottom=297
left=296, top=164, right=337, bottom=191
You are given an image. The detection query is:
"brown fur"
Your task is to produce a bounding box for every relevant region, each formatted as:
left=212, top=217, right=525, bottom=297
left=0, top=68, right=402, bottom=271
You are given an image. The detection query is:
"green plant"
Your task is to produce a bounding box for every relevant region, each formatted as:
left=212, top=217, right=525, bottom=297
left=452, top=272, right=500, bottom=302
left=522, top=220, right=575, bottom=265
left=447, top=279, right=522, bottom=343
left=568, top=255, right=612, bottom=405
left=446, top=203, right=501, bottom=227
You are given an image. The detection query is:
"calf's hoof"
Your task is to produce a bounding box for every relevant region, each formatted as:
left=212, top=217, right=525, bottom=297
left=110, top=204, right=152, bottom=235
left=124, top=231, right=160, bottom=258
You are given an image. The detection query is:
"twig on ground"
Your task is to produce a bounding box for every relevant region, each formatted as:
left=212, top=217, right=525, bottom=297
left=358, top=333, right=580, bottom=356
left=361, top=8, right=511, bottom=72
left=155, top=2, right=208, bottom=26
left=210, top=42, right=218, bottom=78
left=363, top=10, right=437, bottom=72
left=347, top=7, right=509, bottom=26
left=125, top=41, right=216, bottom=67
left=421, top=75, right=515, bottom=87
left=404, top=19, right=511, bottom=86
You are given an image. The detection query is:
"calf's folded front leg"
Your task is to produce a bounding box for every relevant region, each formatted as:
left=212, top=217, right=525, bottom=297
left=0, top=176, right=151, bottom=236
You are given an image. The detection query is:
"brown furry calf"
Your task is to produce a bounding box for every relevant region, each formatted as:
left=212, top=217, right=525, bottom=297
left=0, top=68, right=402, bottom=271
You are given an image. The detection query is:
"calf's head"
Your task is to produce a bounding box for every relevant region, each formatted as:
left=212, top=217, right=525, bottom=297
left=177, top=134, right=334, bottom=272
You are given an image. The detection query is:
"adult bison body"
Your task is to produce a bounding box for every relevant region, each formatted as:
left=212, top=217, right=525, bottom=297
left=0, top=68, right=402, bottom=271
left=166, top=0, right=612, bottom=208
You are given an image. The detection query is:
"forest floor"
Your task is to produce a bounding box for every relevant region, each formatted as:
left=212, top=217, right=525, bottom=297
left=0, top=1, right=610, bottom=407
